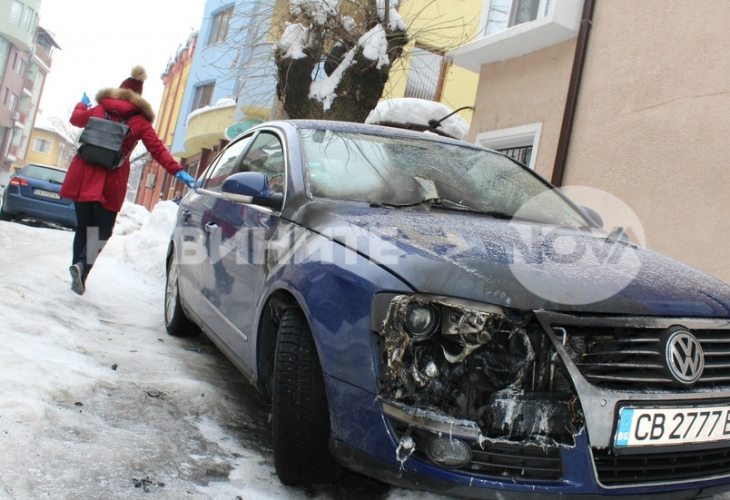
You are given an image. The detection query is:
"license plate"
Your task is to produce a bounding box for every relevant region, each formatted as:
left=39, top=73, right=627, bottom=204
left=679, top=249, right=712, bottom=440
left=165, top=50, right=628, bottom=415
left=34, top=189, right=60, bottom=199
left=615, top=405, right=730, bottom=448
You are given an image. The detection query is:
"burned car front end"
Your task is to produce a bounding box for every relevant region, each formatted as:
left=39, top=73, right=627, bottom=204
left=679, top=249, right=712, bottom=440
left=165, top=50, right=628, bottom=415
left=365, top=291, right=730, bottom=499
left=293, top=123, right=730, bottom=498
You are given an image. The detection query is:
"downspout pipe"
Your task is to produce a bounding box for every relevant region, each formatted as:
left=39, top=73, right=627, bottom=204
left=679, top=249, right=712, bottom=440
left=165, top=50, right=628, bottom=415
left=551, top=0, right=596, bottom=187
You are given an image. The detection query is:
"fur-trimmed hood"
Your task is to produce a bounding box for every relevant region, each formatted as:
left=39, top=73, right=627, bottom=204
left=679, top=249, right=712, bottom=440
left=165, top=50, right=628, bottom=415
left=95, top=88, right=155, bottom=122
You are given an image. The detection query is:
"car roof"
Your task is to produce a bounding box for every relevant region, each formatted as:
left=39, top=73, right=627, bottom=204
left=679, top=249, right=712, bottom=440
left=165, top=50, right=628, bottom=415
left=262, top=119, right=485, bottom=150
left=21, top=163, right=66, bottom=172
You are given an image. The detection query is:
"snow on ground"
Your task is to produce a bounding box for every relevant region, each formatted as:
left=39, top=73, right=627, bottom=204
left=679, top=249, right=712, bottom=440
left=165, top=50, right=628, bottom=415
left=0, top=202, right=449, bottom=500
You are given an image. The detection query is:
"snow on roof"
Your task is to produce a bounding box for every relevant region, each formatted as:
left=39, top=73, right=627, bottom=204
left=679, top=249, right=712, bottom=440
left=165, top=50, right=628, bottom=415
left=365, top=98, right=470, bottom=141
left=33, top=113, right=57, bottom=134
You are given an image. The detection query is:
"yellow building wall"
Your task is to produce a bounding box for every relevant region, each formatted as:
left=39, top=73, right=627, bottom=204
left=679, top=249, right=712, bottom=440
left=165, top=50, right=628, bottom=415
left=385, top=0, right=481, bottom=122
left=170, top=65, right=190, bottom=143
left=26, top=129, right=65, bottom=167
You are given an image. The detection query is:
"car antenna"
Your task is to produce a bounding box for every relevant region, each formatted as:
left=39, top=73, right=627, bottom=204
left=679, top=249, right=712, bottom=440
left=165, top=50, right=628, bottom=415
left=428, top=106, right=475, bottom=132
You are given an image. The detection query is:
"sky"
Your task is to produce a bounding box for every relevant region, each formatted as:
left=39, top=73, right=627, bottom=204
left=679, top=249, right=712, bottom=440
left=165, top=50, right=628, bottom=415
left=0, top=200, right=453, bottom=500
left=36, top=0, right=209, bottom=123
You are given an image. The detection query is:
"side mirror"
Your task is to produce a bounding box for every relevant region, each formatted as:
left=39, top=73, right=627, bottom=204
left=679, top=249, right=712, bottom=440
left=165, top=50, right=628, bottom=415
left=221, top=171, right=283, bottom=209
left=579, top=205, right=604, bottom=228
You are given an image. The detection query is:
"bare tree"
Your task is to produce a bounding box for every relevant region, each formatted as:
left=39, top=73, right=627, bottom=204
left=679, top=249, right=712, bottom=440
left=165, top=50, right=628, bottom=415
left=273, top=0, right=407, bottom=122
left=212, top=0, right=478, bottom=124
left=47, top=115, right=79, bottom=168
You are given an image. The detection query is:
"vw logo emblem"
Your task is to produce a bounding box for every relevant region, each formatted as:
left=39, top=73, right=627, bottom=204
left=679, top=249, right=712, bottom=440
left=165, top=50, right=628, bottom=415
left=664, top=329, right=704, bottom=385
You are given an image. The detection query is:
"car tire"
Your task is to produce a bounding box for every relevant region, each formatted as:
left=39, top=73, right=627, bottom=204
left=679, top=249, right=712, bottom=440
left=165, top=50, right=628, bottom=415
left=0, top=208, right=12, bottom=222
left=164, top=250, right=198, bottom=337
left=272, top=307, right=341, bottom=486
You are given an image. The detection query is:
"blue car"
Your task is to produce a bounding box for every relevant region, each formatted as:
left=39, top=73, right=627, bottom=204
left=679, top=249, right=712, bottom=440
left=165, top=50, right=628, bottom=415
left=165, top=120, right=730, bottom=498
left=0, top=163, right=76, bottom=229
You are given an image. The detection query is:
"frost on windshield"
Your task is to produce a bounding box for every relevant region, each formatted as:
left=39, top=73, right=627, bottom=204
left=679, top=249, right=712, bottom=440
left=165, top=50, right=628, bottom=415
left=377, top=295, right=584, bottom=448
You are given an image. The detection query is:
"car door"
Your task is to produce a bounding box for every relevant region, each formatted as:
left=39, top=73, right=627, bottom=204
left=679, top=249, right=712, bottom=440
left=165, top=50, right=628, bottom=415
left=183, top=136, right=253, bottom=331
left=203, top=130, right=287, bottom=373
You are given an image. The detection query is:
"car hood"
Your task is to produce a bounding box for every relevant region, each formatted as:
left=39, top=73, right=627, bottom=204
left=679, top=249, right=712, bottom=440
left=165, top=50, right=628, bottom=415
left=295, top=201, right=730, bottom=317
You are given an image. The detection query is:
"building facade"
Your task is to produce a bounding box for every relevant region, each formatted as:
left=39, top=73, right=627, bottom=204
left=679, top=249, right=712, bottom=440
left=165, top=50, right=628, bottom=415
left=25, top=114, right=73, bottom=168
left=135, top=32, right=198, bottom=211
left=451, top=0, right=730, bottom=283
left=0, top=1, right=57, bottom=176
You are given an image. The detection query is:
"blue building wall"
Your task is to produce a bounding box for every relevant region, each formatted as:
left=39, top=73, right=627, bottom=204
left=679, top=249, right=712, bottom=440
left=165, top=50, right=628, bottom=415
left=171, top=0, right=277, bottom=156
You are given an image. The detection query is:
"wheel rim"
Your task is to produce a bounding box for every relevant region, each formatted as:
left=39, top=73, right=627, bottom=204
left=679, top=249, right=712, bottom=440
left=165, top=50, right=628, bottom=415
left=165, top=252, right=179, bottom=324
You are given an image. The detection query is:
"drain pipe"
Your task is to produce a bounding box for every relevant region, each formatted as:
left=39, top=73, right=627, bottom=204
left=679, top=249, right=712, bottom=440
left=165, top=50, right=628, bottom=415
left=550, top=0, right=596, bottom=187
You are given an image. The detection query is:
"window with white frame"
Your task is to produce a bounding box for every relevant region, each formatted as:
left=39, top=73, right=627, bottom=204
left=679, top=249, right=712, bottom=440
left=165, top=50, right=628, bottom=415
left=404, top=46, right=446, bottom=101
left=475, top=123, right=542, bottom=170
left=482, top=0, right=552, bottom=36
left=9, top=94, right=18, bottom=112
left=9, top=1, right=23, bottom=25
left=33, top=137, right=51, bottom=154
left=207, top=7, right=233, bottom=45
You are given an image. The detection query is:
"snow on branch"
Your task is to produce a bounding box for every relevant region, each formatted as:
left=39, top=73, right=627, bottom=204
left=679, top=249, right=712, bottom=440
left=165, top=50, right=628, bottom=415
left=277, top=22, right=312, bottom=59
left=359, top=24, right=390, bottom=69
left=291, top=0, right=339, bottom=24
left=376, top=0, right=406, bottom=30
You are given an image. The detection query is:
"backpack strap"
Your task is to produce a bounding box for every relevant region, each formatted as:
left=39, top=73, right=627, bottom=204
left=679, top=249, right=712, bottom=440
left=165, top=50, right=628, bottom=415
left=103, top=111, right=140, bottom=123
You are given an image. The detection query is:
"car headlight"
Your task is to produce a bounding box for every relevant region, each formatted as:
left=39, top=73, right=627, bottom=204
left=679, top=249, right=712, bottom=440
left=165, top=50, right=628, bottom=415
left=404, top=303, right=439, bottom=341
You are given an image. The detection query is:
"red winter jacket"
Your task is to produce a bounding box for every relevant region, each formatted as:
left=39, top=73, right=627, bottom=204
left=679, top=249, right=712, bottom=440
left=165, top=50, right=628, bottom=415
left=60, top=88, right=183, bottom=213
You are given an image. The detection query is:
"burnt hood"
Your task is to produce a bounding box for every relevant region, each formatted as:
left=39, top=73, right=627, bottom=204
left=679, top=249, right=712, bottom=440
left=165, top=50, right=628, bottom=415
left=294, top=201, right=730, bottom=317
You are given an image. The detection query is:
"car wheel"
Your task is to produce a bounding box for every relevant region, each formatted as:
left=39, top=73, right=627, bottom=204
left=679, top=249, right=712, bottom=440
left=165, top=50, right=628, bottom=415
left=164, top=250, right=198, bottom=337
left=272, top=308, right=341, bottom=486
left=0, top=208, right=12, bottom=222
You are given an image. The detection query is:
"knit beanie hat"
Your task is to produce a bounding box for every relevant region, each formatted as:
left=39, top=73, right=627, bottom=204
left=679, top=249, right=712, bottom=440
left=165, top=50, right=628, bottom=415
left=119, top=66, right=147, bottom=95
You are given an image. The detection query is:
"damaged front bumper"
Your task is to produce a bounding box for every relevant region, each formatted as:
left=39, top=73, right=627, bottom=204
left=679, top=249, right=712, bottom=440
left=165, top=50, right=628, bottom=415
left=370, top=294, right=730, bottom=495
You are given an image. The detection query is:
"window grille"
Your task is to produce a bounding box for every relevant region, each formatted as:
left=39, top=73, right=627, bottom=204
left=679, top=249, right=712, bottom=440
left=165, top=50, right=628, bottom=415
left=498, top=145, right=532, bottom=166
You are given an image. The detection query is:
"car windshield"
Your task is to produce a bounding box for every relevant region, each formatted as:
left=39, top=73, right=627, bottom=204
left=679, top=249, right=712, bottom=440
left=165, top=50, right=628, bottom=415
left=300, top=128, right=588, bottom=227
left=23, top=165, right=66, bottom=184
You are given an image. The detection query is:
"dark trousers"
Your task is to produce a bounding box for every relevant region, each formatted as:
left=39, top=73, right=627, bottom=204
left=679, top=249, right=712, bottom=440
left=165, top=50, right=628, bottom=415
left=72, top=201, right=118, bottom=280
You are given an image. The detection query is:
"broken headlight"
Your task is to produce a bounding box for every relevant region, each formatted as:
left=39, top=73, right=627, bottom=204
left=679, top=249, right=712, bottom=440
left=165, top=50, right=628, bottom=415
left=373, top=293, right=583, bottom=447
left=404, top=302, right=439, bottom=341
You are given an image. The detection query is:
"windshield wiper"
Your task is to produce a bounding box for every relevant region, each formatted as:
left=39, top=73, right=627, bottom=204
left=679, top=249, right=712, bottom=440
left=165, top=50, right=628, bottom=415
left=371, top=198, right=512, bottom=217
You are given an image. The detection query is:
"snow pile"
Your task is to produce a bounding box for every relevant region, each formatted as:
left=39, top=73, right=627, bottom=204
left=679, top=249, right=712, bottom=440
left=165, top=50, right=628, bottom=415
left=117, top=201, right=178, bottom=281
left=366, top=98, right=470, bottom=140
left=113, top=202, right=152, bottom=235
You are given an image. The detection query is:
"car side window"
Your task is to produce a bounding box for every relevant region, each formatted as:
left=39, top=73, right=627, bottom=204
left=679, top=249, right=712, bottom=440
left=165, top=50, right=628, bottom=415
left=235, top=132, right=285, bottom=193
left=202, top=135, right=253, bottom=193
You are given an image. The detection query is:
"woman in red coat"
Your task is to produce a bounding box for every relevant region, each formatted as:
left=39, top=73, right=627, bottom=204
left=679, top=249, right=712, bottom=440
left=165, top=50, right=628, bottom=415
left=60, top=66, right=196, bottom=295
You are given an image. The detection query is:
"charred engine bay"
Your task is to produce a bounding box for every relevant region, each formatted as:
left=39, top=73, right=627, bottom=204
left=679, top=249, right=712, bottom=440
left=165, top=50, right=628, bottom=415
left=378, top=296, right=583, bottom=446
